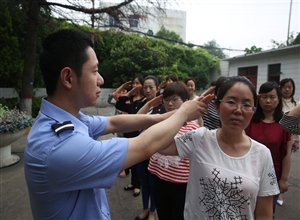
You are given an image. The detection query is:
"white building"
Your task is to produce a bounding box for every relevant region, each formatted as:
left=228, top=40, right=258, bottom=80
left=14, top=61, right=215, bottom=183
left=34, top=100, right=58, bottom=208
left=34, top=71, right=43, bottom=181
left=140, top=7, right=186, bottom=42
left=220, top=44, right=300, bottom=101
left=100, top=2, right=186, bottom=41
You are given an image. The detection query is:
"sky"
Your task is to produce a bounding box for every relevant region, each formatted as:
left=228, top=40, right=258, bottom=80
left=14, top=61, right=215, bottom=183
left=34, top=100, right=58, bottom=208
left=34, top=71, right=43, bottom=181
left=54, top=0, right=299, bottom=58
left=175, top=0, right=299, bottom=57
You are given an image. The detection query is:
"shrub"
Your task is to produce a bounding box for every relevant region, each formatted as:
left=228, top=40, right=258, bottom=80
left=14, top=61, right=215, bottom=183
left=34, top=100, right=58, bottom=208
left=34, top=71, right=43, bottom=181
left=0, top=97, right=42, bottom=118
left=0, top=104, right=34, bottom=134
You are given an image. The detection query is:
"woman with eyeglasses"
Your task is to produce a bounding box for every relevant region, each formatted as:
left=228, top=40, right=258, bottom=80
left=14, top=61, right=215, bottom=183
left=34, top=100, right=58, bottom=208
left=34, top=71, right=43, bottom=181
left=277, top=78, right=299, bottom=205
left=245, top=81, right=292, bottom=216
left=138, top=81, right=200, bottom=220
left=157, top=76, right=279, bottom=219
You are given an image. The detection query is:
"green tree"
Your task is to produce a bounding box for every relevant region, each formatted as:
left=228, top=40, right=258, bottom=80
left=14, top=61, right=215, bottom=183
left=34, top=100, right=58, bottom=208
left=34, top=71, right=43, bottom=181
left=0, top=6, right=24, bottom=89
left=203, top=39, right=227, bottom=59
left=96, top=31, right=168, bottom=88
left=244, top=45, right=263, bottom=54
left=96, top=30, right=219, bottom=90
left=292, top=32, right=300, bottom=45
left=155, top=25, right=183, bottom=43
left=271, top=32, right=299, bottom=48
left=2, top=0, right=220, bottom=115
left=3, top=0, right=173, bottom=116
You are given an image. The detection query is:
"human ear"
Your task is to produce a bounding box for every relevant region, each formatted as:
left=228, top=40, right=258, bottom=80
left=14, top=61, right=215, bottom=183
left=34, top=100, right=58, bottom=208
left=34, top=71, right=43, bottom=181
left=60, top=67, right=73, bottom=89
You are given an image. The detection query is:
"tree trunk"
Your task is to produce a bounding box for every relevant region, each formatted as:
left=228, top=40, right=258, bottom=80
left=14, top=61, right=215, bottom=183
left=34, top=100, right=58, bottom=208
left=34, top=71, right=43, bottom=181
left=20, top=0, right=40, bottom=116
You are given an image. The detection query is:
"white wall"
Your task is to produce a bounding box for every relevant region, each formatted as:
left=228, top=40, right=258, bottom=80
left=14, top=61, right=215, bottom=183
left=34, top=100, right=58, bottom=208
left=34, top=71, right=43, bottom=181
left=101, top=2, right=186, bottom=42
left=205, top=60, right=229, bottom=89
left=0, top=88, right=115, bottom=107
left=0, top=88, right=19, bottom=99
left=96, top=88, right=115, bottom=107
left=142, top=8, right=186, bottom=42
left=222, top=46, right=300, bottom=101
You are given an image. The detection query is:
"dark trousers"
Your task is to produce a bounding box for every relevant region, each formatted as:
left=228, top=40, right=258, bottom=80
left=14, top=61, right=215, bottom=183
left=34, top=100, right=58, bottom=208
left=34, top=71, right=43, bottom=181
left=136, top=159, right=156, bottom=212
left=153, top=175, right=187, bottom=220
left=130, top=164, right=141, bottom=189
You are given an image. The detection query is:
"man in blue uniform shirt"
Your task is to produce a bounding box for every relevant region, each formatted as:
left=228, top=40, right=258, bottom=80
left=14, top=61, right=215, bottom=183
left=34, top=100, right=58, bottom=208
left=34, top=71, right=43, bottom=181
left=24, top=29, right=214, bottom=219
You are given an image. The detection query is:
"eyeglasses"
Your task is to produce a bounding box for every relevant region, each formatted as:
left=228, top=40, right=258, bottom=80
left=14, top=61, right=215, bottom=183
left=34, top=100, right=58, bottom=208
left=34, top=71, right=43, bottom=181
left=281, top=86, right=293, bottom=90
left=219, top=100, right=256, bottom=112
left=163, top=97, right=182, bottom=103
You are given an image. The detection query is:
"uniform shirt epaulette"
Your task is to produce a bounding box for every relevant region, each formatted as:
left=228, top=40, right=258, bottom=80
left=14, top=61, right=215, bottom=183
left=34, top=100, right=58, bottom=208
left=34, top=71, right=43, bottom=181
left=51, top=121, right=74, bottom=135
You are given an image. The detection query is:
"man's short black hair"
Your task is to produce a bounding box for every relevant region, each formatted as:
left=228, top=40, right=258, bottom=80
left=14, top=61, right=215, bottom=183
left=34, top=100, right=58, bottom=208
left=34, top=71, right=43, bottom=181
left=40, top=29, right=94, bottom=96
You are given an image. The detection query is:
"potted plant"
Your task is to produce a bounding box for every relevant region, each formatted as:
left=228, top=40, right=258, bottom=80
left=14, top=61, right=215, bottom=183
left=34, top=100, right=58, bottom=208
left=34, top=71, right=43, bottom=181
left=0, top=104, right=34, bottom=168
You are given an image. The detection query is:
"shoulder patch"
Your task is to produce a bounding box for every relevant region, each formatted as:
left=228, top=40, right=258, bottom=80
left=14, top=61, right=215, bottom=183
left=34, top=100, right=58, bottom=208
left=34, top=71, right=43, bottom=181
left=51, top=121, right=74, bottom=135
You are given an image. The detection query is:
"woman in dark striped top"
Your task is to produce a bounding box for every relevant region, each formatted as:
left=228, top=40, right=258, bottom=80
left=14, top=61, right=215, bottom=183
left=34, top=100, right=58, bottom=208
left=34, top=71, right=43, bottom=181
left=280, top=105, right=300, bottom=136
left=202, top=76, right=226, bottom=130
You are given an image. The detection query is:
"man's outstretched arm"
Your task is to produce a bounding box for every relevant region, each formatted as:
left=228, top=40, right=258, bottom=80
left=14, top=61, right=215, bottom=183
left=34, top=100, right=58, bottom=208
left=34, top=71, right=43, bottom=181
left=122, top=95, right=214, bottom=170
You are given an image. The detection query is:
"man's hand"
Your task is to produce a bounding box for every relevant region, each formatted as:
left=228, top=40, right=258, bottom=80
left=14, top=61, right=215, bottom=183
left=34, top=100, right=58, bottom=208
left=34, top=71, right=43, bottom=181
left=180, top=94, right=214, bottom=122
left=200, top=86, right=216, bottom=97
left=197, top=94, right=215, bottom=103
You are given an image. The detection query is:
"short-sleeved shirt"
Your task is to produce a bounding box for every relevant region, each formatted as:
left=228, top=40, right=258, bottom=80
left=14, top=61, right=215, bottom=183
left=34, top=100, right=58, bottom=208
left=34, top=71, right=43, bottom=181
left=175, top=128, right=279, bottom=220
left=24, top=98, right=128, bottom=219
left=245, top=120, right=291, bottom=180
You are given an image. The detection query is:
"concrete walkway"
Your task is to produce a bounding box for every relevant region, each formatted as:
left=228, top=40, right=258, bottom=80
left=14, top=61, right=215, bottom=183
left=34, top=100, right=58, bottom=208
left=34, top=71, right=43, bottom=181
left=0, top=106, right=299, bottom=219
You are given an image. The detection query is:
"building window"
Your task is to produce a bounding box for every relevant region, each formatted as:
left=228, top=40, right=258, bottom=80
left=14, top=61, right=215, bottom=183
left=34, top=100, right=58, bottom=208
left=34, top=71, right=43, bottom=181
left=109, top=16, right=118, bottom=26
left=129, top=15, right=139, bottom=28
left=268, top=63, right=281, bottom=83
left=238, top=66, right=258, bottom=88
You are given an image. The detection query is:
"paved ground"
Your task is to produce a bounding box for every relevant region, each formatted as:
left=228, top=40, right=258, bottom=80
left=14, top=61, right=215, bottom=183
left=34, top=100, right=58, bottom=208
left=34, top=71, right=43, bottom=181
left=0, top=105, right=299, bottom=219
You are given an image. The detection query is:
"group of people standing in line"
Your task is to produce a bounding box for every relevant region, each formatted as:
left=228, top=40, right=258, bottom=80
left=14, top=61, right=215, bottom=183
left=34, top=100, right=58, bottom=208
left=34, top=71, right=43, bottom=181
left=108, top=74, right=200, bottom=219
left=109, top=72, right=299, bottom=219
left=24, top=29, right=299, bottom=220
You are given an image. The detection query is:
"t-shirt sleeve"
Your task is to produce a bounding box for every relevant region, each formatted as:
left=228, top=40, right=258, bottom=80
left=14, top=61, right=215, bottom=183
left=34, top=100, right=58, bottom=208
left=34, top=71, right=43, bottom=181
left=257, top=148, right=280, bottom=197
left=175, top=129, right=199, bottom=160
